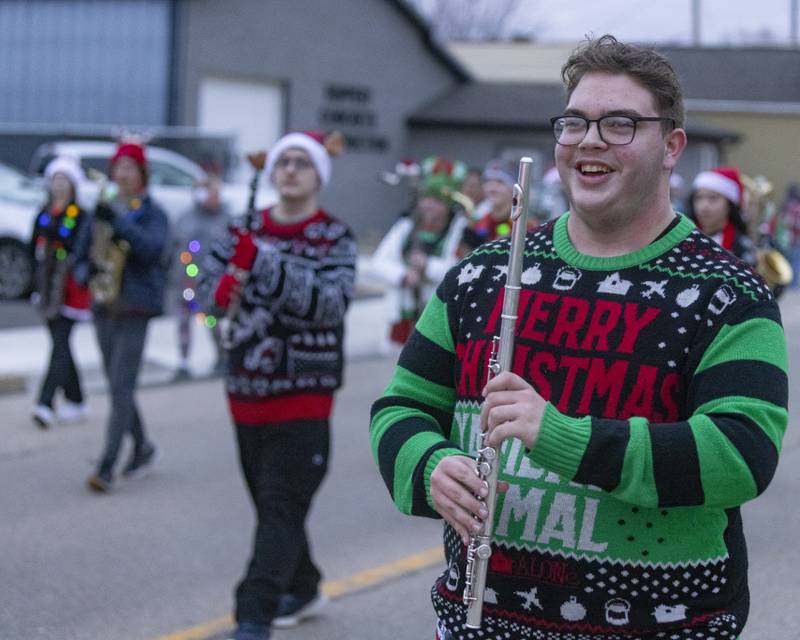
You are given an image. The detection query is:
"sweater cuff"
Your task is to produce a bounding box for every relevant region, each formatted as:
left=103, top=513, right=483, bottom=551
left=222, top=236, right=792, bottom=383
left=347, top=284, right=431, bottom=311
left=424, top=446, right=468, bottom=513
left=527, top=402, right=592, bottom=481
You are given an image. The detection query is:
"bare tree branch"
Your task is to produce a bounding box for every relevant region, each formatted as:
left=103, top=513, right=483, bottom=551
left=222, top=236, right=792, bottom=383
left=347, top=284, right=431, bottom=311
left=411, top=0, right=536, bottom=41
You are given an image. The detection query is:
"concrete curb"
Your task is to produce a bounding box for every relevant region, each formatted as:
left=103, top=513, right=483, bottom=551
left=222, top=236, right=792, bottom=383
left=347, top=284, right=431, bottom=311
left=0, top=292, right=392, bottom=399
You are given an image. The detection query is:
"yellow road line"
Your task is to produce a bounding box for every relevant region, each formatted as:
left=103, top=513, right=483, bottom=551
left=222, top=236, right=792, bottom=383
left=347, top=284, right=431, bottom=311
left=154, top=546, right=445, bottom=640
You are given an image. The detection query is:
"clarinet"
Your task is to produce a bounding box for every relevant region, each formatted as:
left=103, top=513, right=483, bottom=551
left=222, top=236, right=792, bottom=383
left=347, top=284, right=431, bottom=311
left=219, top=151, right=267, bottom=349
left=463, top=157, right=533, bottom=629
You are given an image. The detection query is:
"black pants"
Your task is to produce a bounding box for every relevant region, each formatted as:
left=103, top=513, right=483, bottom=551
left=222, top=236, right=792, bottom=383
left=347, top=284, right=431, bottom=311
left=234, top=420, right=330, bottom=626
left=37, top=316, right=84, bottom=408
left=94, top=313, right=150, bottom=473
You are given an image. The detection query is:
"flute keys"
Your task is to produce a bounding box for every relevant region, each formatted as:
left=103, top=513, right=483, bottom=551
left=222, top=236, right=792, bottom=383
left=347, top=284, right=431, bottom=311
left=479, top=447, right=497, bottom=461
left=477, top=462, right=492, bottom=476
left=476, top=544, right=492, bottom=560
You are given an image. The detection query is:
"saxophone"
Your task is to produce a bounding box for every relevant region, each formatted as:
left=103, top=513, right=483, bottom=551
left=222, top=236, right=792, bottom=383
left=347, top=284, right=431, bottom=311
left=463, top=157, right=533, bottom=630
left=88, top=177, right=130, bottom=305
left=740, top=173, right=793, bottom=293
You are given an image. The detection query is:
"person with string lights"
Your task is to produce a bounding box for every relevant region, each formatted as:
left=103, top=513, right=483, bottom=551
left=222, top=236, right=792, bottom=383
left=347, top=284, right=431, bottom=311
left=170, top=175, right=232, bottom=378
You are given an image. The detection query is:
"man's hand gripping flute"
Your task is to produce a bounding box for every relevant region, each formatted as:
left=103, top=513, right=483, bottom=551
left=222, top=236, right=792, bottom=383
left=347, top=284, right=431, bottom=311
left=462, top=157, right=533, bottom=629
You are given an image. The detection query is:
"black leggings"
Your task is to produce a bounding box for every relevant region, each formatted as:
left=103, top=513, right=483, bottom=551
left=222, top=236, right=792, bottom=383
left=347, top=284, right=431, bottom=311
left=37, top=316, right=84, bottom=408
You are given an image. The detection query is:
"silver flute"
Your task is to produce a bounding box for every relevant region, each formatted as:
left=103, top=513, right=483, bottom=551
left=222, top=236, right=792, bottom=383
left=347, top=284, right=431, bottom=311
left=463, top=157, right=533, bottom=629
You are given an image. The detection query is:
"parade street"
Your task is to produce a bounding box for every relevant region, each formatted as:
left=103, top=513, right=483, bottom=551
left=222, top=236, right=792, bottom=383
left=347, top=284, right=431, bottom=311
left=0, top=292, right=798, bottom=640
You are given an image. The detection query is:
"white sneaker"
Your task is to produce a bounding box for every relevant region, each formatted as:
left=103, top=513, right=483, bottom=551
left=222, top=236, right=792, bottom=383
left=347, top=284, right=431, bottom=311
left=58, top=401, right=89, bottom=424
left=272, top=592, right=329, bottom=628
left=32, top=405, right=55, bottom=429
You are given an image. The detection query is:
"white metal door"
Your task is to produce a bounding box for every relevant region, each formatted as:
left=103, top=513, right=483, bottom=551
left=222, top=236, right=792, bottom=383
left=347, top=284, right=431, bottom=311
left=198, top=76, right=283, bottom=200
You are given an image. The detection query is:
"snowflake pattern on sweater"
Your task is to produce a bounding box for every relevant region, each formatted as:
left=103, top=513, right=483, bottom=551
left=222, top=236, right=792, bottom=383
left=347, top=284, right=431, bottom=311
left=200, top=208, right=357, bottom=425
left=371, top=214, right=788, bottom=639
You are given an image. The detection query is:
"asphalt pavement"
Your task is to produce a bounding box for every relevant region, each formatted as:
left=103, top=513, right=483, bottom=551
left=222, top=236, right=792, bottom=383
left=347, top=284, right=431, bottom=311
left=1, top=284, right=798, bottom=640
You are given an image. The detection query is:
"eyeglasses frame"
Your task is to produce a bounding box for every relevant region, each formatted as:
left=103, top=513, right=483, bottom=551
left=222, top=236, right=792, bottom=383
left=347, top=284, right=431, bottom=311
left=275, top=155, right=315, bottom=171
left=549, top=114, right=676, bottom=146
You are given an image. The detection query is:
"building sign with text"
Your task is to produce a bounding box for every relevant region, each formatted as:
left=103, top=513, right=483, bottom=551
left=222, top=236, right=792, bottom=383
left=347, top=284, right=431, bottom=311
left=318, top=84, right=389, bottom=153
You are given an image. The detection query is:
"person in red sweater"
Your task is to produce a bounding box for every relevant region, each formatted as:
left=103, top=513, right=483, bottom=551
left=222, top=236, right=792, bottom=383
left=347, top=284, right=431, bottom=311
left=30, top=156, right=91, bottom=428
left=201, top=131, right=356, bottom=640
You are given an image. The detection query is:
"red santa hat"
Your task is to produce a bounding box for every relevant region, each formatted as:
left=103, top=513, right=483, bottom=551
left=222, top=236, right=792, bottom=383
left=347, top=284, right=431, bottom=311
left=265, top=130, right=344, bottom=188
left=692, top=166, right=743, bottom=206
left=110, top=141, right=148, bottom=184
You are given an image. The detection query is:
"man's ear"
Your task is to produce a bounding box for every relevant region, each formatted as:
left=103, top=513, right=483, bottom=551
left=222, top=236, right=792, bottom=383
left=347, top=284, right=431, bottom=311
left=664, top=127, right=688, bottom=170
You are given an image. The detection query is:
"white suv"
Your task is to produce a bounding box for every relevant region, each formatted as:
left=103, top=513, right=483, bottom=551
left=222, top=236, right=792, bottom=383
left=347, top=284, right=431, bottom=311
left=0, top=161, right=46, bottom=299
left=30, top=140, right=270, bottom=222
left=0, top=141, right=274, bottom=299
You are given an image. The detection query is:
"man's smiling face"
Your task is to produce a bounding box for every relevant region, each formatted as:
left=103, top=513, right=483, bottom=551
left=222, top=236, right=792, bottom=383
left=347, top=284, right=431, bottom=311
left=556, top=72, right=679, bottom=233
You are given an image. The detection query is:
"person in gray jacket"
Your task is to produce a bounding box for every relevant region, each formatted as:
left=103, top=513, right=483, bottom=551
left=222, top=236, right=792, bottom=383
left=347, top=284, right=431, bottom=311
left=84, top=141, right=170, bottom=493
left=170, top=175, right=231, bottom=378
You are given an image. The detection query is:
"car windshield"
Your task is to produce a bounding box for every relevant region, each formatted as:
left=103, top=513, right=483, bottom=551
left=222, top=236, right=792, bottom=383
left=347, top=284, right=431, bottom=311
left=0, top=162, right=45, bottom=205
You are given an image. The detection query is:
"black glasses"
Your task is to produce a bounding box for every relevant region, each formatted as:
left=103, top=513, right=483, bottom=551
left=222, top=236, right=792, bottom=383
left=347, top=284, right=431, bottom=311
left=275, top=156, right=314, bottom=170
left=550, top=114, right=676, bottom=146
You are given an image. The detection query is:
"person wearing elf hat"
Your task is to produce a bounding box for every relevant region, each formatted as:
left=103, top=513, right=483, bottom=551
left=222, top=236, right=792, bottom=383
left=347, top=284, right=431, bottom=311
left=29, top=155, right=92, bottom=429
left=688, top=165, right=757, bottom=265
left=197, top=130, right=356, bottom=640
left=85, top=140, right=170, bottom=494
left=368, top=155, right=469, bottom=349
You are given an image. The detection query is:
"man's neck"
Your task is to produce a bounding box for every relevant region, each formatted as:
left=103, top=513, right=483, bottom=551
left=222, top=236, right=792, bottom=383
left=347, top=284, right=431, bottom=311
left=567, top=204, right=677, bottom=258
left=273, top=197, right=319, bottom=224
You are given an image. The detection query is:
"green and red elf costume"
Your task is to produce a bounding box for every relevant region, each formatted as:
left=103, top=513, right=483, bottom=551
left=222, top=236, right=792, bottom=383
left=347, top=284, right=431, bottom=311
left=371, top=213, right=788, bottom=639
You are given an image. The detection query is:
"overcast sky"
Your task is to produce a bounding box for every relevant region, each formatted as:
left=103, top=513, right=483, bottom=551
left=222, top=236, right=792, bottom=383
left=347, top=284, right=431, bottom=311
left=413, top=0, right=799, bottom=45
left=531, top=0, right=797, bottom=45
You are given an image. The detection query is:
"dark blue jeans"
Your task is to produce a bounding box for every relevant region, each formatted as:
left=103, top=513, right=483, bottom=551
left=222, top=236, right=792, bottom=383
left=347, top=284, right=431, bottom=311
left=94, top=313, right=150, bottom=474
left=37, top=316, right=84, bottom=408
left=234, top=419, right=330, bottom=626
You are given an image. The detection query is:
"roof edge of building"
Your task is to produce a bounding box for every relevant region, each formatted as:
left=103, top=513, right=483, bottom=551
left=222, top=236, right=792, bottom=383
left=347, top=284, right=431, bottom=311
left=388, top=0, right=471, bottom=83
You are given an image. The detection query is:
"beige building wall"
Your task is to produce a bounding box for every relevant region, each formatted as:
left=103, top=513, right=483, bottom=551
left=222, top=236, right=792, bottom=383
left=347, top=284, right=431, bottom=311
left=447, top=41, right=800, bottom=206
left=446, top=41, right=574, bottom=82
left=689, top=111, right=800, bottom=204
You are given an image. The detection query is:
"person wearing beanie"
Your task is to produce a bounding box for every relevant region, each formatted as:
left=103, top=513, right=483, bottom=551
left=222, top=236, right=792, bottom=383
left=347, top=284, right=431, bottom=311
left=84, top=140, right=170, bottom=493
left=688, top=165, right=757, bottom=265
left=368, top=155, right=469, bottom=348
left=458, top=158, right=524, bottom=258
left=170, top=175, right=232, bottom=379
left=371, top=35, right=786, bottom=640
left=29, top=156, right=92, bottom=429
left=197, top=130, right=356, bottom=640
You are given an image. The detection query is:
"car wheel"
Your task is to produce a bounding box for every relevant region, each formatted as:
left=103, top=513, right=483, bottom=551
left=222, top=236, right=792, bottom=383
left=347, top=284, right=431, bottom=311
left=0, top=239, right=33, bottom=300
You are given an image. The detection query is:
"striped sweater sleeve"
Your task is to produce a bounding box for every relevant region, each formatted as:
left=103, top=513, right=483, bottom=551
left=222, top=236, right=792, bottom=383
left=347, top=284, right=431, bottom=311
left=529, top=297, right=788, bottom=510
left=370, top=282, right=465, bottom=518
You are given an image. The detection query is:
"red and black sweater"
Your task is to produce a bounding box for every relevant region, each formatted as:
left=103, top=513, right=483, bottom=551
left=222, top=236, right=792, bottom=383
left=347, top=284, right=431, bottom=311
left=201, top=208, right=357, bottom=426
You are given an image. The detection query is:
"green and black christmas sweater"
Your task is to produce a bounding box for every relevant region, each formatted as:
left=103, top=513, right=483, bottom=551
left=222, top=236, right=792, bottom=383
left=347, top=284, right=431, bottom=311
left=370, top=213, right=788, bottom=639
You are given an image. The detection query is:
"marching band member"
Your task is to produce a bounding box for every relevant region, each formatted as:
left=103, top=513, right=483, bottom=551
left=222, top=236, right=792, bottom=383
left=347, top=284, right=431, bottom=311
left=170, top=175, right=232, bottom=378
left=370, top=35, right=787, bottom=640
left=368, top=156, right=468, bottom=348
left=688, top=165, right=757, bottom=265
left=199, top=130, right=356, bottom=640
left=30, top=156, right=91, bottom=428
left=85, top=141, right=170, bottom=493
